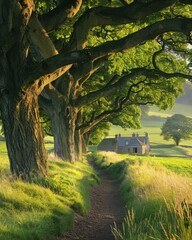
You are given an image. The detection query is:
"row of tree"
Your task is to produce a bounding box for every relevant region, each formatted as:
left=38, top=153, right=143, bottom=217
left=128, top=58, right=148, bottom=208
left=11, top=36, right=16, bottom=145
left=0, top=0, right=192, bottom=180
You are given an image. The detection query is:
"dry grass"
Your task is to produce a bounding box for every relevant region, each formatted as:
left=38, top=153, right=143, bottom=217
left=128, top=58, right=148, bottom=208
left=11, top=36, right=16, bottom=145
left=127, top=160, right=192, bottom=204
left=97, top=151, right=127, bottom=163
left=93, top=152, right=192, bottom=239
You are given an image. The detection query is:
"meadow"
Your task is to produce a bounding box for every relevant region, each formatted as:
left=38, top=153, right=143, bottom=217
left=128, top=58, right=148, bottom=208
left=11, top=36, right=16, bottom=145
left=108, top=119, right=192, bottom=158
left=0, top=140, right=98, bottom=240
left=92, top=151, right=192, bottom=240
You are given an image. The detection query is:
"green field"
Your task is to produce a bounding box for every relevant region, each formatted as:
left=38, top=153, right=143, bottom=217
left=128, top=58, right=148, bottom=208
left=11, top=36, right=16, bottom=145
left=126, top=155, right=192, bottom=177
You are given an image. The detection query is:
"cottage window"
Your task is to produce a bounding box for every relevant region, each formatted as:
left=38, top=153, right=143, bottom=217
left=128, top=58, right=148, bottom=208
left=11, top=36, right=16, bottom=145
left=125, top=141, right=129, bottom=145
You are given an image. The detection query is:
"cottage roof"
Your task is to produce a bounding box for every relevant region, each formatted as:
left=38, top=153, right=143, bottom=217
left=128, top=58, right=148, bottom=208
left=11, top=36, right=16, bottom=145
left=127, top=137, right=145, bottom=147
left=138, top=136, right=148, bottom=143
left=99, top=138, right=117, bottom=146
left=117, top=137, right=131, bottom=146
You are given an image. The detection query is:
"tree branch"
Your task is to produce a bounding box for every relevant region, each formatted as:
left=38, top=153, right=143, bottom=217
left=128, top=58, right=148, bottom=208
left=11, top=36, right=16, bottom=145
left=28, top=13, right=58, bottom=59
left=75, top=66, right=192, bottom=107
left=68, top=0, right=176, bottom=50
left=39, top=0, right=82, bottom=33
left=24, top=18, right=192, bottom=87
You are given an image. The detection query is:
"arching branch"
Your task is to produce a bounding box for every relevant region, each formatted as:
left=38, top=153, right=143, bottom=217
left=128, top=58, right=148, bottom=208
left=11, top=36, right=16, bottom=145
left=39, top=0, right=82, bottom=33
left=25, top=17, right=192, bottom=87
left=68, top=0, right=176, bottom=50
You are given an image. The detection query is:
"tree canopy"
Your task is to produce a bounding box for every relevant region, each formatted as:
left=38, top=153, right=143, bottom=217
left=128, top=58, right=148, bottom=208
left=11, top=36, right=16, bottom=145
left=1, top=0, right=192, bottom=178
left=161, top=114, right=192, bottom=146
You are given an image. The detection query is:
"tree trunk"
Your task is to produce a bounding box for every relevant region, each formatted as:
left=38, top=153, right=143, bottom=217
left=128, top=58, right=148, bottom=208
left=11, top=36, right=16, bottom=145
left=175, top=139, right=180, bottom=146
left=0, top=90, right=48, bottom=180
left=75, top=129, right=83, bottom=161
left=66, top=108, right=77, bottom=162
left=50, top=106, right=78, bottom=162
left=52, top=114, right=67, bottom=159
left=51, top=111, right=70, bottom=160
left=82, top=132, right=90, bottom=153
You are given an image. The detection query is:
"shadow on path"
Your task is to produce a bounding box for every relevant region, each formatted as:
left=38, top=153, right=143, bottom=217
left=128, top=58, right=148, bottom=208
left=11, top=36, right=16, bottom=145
left=57, top=158, right=126, bottom=240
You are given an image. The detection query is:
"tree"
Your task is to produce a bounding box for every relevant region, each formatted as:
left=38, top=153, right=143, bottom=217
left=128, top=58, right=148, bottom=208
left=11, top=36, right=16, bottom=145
left=161, top=114, right=192, bottom=146
left=38, top=0, right=192, bottom=162
left=1, top=0, right=192, bottom=178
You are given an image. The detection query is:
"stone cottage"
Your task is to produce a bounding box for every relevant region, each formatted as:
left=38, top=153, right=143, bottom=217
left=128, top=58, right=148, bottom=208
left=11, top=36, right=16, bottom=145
left=97, top=133, right=150, bottom=155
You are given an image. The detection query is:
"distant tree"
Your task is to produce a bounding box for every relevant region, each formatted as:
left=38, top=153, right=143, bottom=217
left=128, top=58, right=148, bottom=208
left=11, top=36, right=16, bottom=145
left=161, top=114, right=192, bottom=146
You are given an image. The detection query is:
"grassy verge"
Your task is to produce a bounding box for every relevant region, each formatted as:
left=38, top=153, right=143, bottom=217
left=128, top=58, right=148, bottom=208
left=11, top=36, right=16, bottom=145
left=0, top=141, right=98, bottom=240
left=92, top=151, right=192, bottom=240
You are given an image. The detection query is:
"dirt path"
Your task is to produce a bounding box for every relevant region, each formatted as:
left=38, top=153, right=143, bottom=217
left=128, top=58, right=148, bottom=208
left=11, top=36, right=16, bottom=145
left=58, top=161, right=126, bottom=240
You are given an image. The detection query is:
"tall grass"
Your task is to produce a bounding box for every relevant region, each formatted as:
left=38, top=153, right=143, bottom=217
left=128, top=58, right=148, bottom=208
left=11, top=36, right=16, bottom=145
left=112, top=201, right=192, bottom=240
left=126, top=155, right=192, bottom=177
left=0, top=141, right=98, bottom=240
left=92, top=152, right=192, bottom=240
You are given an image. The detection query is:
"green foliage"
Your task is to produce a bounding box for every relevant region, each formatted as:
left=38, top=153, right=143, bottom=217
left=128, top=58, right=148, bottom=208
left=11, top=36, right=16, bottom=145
left=89, top=121, right=111, bottom=145
left=109, top=105, right=142, bottom=129
left=81, top=0, right=188, bottom=139
left=161, top=114, right=192, bottom=146
left=35, top=0, right=56, bottom=14
left=40, top=109, right=53, bottom=137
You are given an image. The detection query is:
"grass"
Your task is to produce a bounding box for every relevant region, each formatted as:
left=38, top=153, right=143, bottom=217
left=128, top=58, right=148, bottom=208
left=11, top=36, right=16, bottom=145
left=0, top=140, right=98, bottom=240
left=44, top=136, right=54, bottom=152
left=92, top=151, right=192, bottom=240
left=0, top=180, right=73, bottom=240
left=94, top=151, right=192, bottom=177
left=121, top=155, right=192, bottom=177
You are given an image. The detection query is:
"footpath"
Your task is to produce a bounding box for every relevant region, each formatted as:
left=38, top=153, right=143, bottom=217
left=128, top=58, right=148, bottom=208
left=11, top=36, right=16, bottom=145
left=58, top=160, right=126, bottom=240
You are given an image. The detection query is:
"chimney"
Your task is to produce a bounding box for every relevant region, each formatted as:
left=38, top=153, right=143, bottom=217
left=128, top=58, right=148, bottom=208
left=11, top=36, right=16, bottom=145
left=115, top=134, right=118, bottom=139
left=119, top=134, right=121, bottom=137
left=132, top=133, right=135, bottom=137
left=136, top=133, right=139, bottom=137
left=145, top=132, right=148, bottom=137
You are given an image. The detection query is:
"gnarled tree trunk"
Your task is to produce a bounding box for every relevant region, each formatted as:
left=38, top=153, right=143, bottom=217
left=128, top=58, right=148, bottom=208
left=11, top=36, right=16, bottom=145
left=0, top=89, right=47, bottom=179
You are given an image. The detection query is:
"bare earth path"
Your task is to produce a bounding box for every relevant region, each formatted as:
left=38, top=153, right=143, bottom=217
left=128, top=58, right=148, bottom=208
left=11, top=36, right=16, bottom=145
left=58, top=160, right=126, bottom=240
